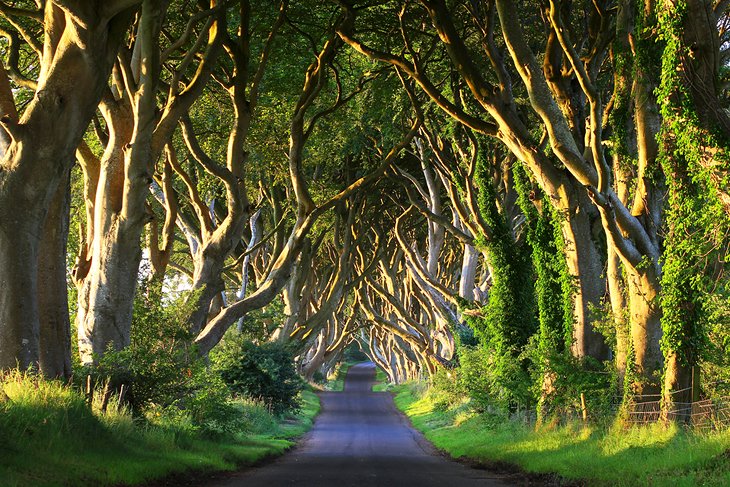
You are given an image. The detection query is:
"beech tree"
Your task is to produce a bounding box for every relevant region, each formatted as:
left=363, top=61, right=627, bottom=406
left=0, top=0, right=726, bottom=426
left=335, top=0, right=610, bottom=371
left=72, top=0, right=227, bottom=365
left=0, top=0, right=137, bottom=372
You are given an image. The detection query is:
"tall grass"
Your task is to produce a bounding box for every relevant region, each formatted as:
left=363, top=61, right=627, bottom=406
left=393, top=381, right=730, bottom=486
left=323, top=361, right=354, bottom=392
left=371, top=367, right=391, bottom=392
left=0, top=371, right=319, bottom=487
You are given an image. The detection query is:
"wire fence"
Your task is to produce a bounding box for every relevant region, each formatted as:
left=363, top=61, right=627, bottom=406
left=624, top=384, right=730, bottom=430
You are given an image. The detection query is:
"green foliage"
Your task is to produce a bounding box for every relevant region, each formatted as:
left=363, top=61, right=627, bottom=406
left=212, top=335, right=303, bottom=415
left=425, top=345, right=534, bottom=414
left=513, top=164, right=573, bottom=353
left=343, top=342, right=369, bottom=362
left=469, top=144, right=536, bottom=356
left=0, top=369, right=320, bottom=487
left=461, top=344, right=534, bottom=413
left=237, top=298, right=287, bottom=342
left=703, top=293, right=730, bottom=397
left=454, top=323, right=479, bottom=348
left=87, top=282, right=244, bottom=438
left=393, top=380, right=730, bottom=487
left=458, top=144, right=539, bottom=410
left=425, top=367, right=467, bottom=412
left=528, top=346, right=615, bottom=422
left=656, top=1, right=730, bottom=379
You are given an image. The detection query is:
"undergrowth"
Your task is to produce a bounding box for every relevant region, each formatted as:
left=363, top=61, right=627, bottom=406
left=392, top=381, right=730, bottom=487
left=0, top=370, right=319, bottom=487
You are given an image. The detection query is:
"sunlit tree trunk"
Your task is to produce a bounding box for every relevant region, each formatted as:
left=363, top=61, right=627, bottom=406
left=0, top=2, right=135, bottom=369
left=76, top=0, right=224, bottom=364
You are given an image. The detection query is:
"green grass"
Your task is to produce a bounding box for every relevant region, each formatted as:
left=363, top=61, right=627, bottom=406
left=392, top=382, right=730, bottom=487
left=0, top=371, right=320, bottom=487
left=324, top=361, right=356, bottom=391
left=371, top=367, right=390, bottom=392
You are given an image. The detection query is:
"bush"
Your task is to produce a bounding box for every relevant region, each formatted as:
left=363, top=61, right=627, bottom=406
left=426, top=367, right=465, bottom=412
left=91, top=282, right=203, bottom=412
left=89, top=282, right=246, bottom=438
left=212, top=336, right=303, bottom=415
left=533, top=352, right=615, bottom=422
left=457, top=344, right=534, bottom=413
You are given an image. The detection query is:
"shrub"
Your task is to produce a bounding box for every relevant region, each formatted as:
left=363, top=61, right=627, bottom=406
left=457, top=344, right=534, bottom=413
left=426, top=367, right=465, bottom=411
left=212, top=336, right=303, bottom=415
left=457, top=346, right=493, bottom=411
left=87, top=283, right=246, bottom=437
left=89, top=281, right=203, bottom=412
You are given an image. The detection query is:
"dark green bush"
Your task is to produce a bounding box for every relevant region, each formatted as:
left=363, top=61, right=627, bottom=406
left=311, top=370, right=326, bottom=384
left=212, top=336, right=303, bottom=415
left=91, top=282, right=245, bottom=437
left=93, top=281, right=200, bottom=412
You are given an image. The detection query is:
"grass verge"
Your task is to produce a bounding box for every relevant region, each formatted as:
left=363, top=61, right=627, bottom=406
left=0, top=371, right=320, bottom=487
left=371, top=367, right=390, bottom=392
left=324, top=361, right=356, bottom=392
left=392, top=382, right=730, bottom=487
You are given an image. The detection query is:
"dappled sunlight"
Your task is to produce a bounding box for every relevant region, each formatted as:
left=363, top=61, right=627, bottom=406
left=599, top=422, right=679, bottom=457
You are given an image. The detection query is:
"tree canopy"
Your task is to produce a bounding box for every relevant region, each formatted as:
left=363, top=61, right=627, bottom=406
left=0, top=0, right=728, bottom=420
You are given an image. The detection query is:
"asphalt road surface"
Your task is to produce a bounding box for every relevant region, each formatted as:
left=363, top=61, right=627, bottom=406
left=213, top=362, right=511, bottom=487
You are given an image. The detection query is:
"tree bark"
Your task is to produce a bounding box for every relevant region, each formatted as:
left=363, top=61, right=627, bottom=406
left=77, top=0, right=225, bottom=364
left=0, top=2, right=134, bottom=369
left=560, top=190, right=609, bottom=360
left=38, top=167, right=72, bottom=378
left=626, top=268, right=663, bottom=397
left=76, top=102, right=134, bottom=363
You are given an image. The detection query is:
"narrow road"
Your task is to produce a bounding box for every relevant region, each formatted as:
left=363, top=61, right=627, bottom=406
left=214, top=362, right=511, bottom=487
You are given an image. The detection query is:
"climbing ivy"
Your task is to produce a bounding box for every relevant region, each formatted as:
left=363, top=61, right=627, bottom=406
left=513, top=163, right=576, bottom=416
left=472, top=147, right=537, bottom=353
left=463, top=142, right=537, bottom=409
left=656, top=0, right=730, bottom=390
left=608, top=0, right=637, bottom=169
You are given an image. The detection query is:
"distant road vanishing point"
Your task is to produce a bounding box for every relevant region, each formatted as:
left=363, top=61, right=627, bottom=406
left=213, top=362, right=512, bottom=487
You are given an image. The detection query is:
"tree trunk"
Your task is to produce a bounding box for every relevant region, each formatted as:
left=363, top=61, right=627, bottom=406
left=560, top=189, right=609, bottom=360
left=78, top=218, right=148, bottom=364
left=0, top=209, right=42, bottom=369
left=607, top=242, right=628, bottom=390
left=301, top=332, right=328, bottom=381
left=38, top=168, right=72, bottom=378
left=626, top=268, right=663, bottom=397
left=277, top=240, right=312, bottom=342
left=189, top=248, right=228, bottom=334
left=76, top=103, right=134, bottom=364
left=0, top=3, right=133, bottom=369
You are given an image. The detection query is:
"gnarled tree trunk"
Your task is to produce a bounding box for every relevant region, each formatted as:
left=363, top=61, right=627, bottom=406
left=0, top=2, right=134, bottom=369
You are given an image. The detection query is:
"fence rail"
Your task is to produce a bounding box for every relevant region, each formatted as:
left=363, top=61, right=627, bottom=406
left=624, top=385, right=730, bottom=429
